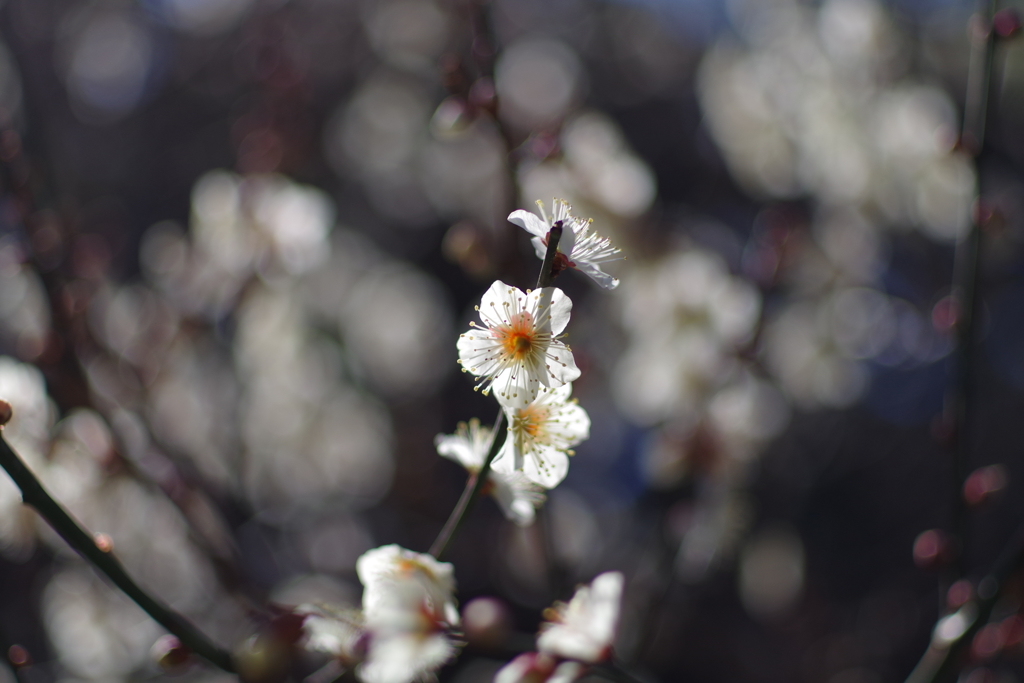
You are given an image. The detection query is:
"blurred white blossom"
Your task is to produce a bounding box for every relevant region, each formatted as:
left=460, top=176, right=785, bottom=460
left=363, top=0, right=450, bottom=72
left=495, top=654, right=584, bottom=683
left=0, top=246, right=51, bottom=356
left=537, top=571, right=624, bottom=663
left=518, top=112, right=656, bottom=220
left=356, top=545, right=461, bottom=683
left=43, top=566, right=162, bottom=679
left=559, top=113, right=657, bottom=218
left=301, top=604, right=367, bottom=665
left=496, top=39, right=581, bottom=131
left=341, top=265, right=454, bottom=398
left=762, top=295, right=872, bottom=409
left=699, top=0, right=971, bottom=241
left=614, top=249, right=761, bottom=425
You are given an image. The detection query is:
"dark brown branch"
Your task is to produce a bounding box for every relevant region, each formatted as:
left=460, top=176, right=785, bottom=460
left=947, top=0, right=1000, bottom=579
left=0, top=430, right=236, bottom=673
left=904, top=521, right=1024, bottom=683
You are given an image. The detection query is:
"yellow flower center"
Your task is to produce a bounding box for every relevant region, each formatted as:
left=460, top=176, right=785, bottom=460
left=516, top=404, right=548, bottom=439
left=397, top=558, right=436, bottom=580
left=497, top=312, right=537, bottom=361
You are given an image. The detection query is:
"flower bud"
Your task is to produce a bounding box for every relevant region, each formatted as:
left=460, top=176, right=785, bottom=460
left=234, top=633, right=291, bottom=683
left=913, top=529, right=953, bottom=570
left=972, top=623, right=1005, bottom=662
left=7, top=645, right=31, bottom=669
left=964, top=465, right=1007, bottom=507
left=931, top=295, right=958, bottom=335
left=462, top=597, right=512, bottom=650
left=151, top=635, right=191, bottom=670
left=994, top=9, right=1022, bottom=39
left=947, top=579, right=973, bottom=609
left=269, top=611, right=307, bottom=647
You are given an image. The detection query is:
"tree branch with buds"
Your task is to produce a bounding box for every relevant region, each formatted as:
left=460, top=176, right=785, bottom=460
left=0, top=400, right=235, bottom=673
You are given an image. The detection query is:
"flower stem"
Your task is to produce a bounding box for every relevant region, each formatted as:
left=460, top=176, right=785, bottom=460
left=0, top=432, right=236, bottom=673
left=904, top=520, right=1024, bottom=683
left=429, top=410, right=505, bottom=560
left=430, top=226, right=565, bottom=560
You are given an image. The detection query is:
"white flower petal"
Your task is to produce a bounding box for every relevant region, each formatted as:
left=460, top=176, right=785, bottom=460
left=520, top=444, right=569, bottom=488
left=435, top=419, right=492, bottom=470
left=534, top=287, right=572, bottom=336
left=543, top=342, right=581, bottom=387
left=531, top=236, right=548, bottom=262
left=356, top=545, right=457, bottom=626
left=537, top=571, right=624, bottom=663
left=478, top=280, right=519, bottom=327
left=456, top=329, right=503, bottom=378
left=508, top=210, right=551, bottom=238
left=493, top=365, right=536, bottom=406
left=575, top=261, right=619, bottom=290
left=549, top=661, right=586, bottom=683
left=359, top=631, right=456, bottom=683
left=489, top=470, right=545, bottom=527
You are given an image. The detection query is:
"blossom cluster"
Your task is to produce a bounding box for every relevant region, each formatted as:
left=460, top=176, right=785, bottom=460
left=445, top=198, right=622, bottom=502
left=299, top=199, right=623, bottom=683
left=303, top=554, right=625, bottom=683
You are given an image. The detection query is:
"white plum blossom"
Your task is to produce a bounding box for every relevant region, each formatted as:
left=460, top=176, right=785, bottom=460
left=508, top=198, right=623, bottom=289
left=357, top=544, right=459, bottom=627
left=436, top=419, right=546, bottom=526
left=360, top=580, right=459, bottom=683
left=495, top=653, right=584, bottom=683
left=300, top=604, right=367, bottom=665
left=537, top=571, right=624, bottom=664
left=493, top=383, right=590, bottom=489
left=457, top=281, right=580, bottom=407
left=355, top=545, right=461, bottom=683
left=613, top=248, right=762, bottom=425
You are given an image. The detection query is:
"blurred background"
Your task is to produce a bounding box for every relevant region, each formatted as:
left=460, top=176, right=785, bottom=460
left=0, top=0, right=1023, bottom=681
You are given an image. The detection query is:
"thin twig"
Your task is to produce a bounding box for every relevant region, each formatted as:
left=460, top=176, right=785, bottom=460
left=904, top=521, right=1024, bottom=683
left=429, top=226, right=564, bottom=560
left=905, top=5, right=1006, bottom=683
left=536, top=224, right=564, bottom=290
left=0, top=431, right=236, bottom=673
left=429, top=410, right=504, bottom=560
left=947, top=0, right=999, bottom=579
